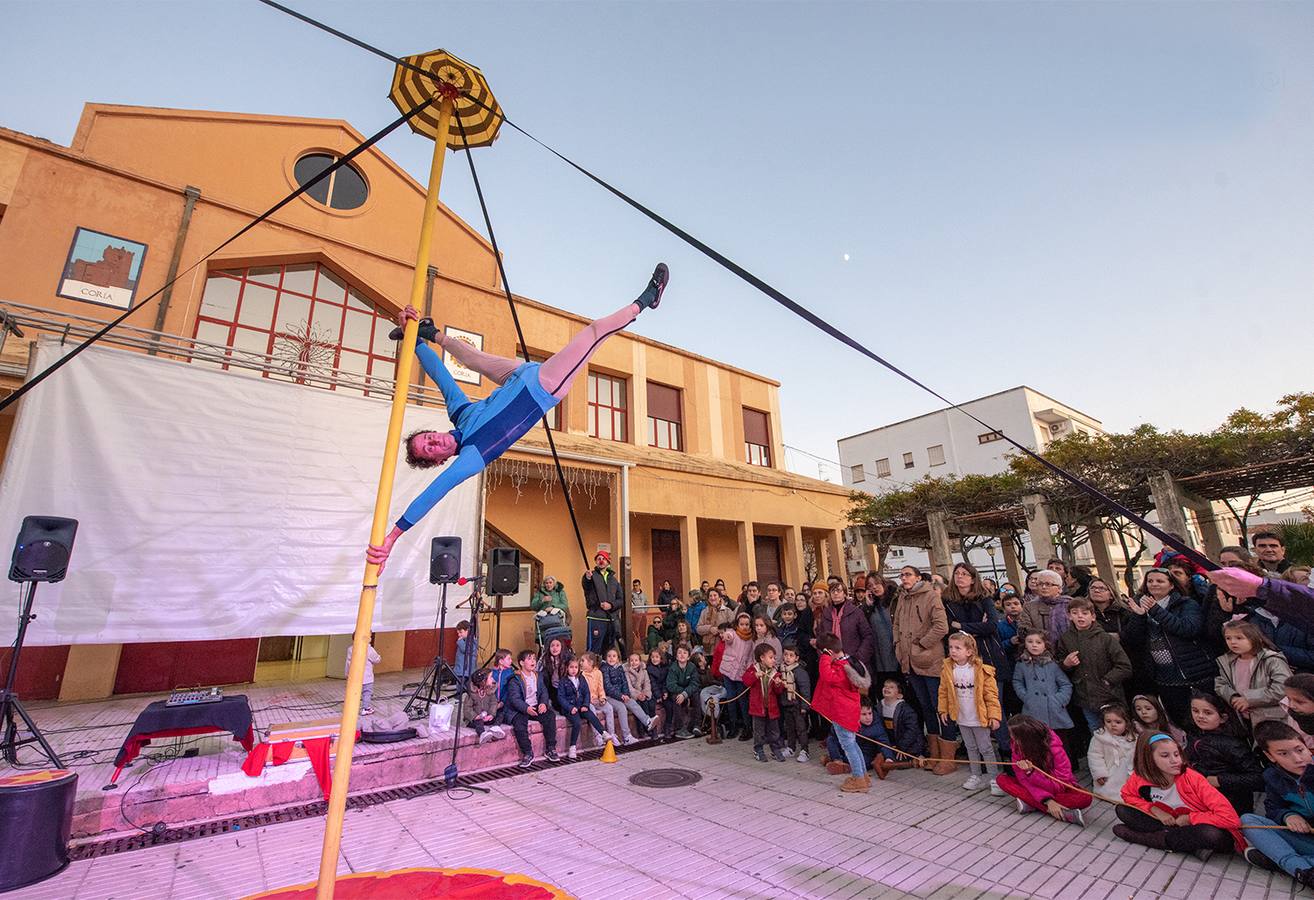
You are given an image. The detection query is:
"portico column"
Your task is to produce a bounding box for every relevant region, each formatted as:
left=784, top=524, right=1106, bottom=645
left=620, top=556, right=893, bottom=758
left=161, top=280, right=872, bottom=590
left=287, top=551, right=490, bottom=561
left=783, top=524, right=805, bottom=591
left=679, top=515, right=700, bottom=602
left=1148, top=471, right=1191, bottom=544
left=737, top=520, right=758, bottom=585
left=1084, top=518, right=1118, bottom=586
left=1000, top=534, right=1023, bottom=586
left=1023, top=494, right=1055, bottom=567
left=926, top=511, right=954, bottom=581
left=824, top=528, right=844, bottom=581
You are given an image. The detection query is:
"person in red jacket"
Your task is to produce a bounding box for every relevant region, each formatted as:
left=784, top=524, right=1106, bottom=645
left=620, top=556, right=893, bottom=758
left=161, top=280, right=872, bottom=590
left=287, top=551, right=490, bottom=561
left=743, top=643, right=787, bottom=762
left=812, top=633, right=873, bottom=793
left=1115, top=730, right=1245, bottom=860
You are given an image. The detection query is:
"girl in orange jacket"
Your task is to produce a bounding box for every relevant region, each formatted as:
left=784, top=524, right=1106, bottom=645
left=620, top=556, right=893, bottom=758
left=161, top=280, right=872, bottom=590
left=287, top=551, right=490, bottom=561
left=937, top=632, right=1003, bottom=793
left=1115, top=730, right=1245, bottom=859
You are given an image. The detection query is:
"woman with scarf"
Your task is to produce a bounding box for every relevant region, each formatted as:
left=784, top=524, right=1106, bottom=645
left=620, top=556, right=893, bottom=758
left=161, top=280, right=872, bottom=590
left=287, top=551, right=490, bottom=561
left=868, top=576, right=901, bottom=692
left=1019, top=570, right=1072, bottom=647
left=944, top=562, right=1013, bottom=748
left=1121, top=567, right=1213, bottom=726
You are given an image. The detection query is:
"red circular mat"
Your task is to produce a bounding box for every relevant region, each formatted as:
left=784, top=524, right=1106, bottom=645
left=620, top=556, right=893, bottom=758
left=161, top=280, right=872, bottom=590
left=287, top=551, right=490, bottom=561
left=249, top=867, right=572, bottom=899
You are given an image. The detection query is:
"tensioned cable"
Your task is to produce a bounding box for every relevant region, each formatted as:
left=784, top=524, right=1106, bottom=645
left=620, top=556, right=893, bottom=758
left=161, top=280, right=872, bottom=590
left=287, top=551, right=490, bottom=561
left=261, top=3, right=1221, bottom=572
left=452, top=113, right=592, bottom=572
left=0, top=95, right=436, bottom=415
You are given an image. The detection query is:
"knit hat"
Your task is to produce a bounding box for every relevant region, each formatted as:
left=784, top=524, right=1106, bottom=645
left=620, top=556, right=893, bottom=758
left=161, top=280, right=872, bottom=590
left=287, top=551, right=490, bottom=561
left=1033, top=569, right=1063, bottom=587
left=594, top=550, right=611, bottom=564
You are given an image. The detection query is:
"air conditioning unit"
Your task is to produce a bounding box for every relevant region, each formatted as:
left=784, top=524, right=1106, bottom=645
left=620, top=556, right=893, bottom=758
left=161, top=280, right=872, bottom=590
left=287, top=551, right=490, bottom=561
left=1049, top=422, right=1065, bottom=434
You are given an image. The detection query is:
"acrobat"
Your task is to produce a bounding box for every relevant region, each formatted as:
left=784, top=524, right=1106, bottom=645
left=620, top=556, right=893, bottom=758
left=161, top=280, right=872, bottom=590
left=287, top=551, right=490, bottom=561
left=366, top=264, right=669, bottom=571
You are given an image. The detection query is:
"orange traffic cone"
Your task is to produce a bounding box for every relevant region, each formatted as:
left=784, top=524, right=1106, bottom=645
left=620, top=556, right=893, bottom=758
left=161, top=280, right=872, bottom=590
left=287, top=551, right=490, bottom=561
left=599, top=739, right=618, bottom=764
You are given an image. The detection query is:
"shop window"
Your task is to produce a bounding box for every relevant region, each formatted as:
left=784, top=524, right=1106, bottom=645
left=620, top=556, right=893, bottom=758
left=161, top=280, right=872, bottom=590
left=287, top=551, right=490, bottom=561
left=646, top=381, right=683, bottom=451
left=193, top=263, right=395, bottom=396
left=743, top=407, right=771, bottom=467
left=588, top=372, right=628, bottom=442
left=293, top=153, right=369, bottom=210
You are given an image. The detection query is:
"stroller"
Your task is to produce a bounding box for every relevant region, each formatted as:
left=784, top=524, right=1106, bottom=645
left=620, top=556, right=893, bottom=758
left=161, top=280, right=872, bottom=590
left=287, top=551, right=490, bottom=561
left=535, top=608, right=573, bottom=652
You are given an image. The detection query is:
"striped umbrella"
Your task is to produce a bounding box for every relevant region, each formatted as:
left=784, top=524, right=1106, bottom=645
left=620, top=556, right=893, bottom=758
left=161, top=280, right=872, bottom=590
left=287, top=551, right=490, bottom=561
left=388, top=49, right=502, bottom=148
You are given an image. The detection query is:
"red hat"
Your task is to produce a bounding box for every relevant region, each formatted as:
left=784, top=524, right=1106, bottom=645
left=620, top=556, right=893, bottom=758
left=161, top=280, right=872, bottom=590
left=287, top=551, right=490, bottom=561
left=594, top=550, right=611, bottom=564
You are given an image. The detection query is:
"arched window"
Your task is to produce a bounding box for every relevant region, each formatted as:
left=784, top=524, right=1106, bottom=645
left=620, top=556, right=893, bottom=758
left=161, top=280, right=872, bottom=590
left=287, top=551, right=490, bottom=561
left=192, top=262, right=396, bottom=396
left=293, top=153, right=369, bottom=210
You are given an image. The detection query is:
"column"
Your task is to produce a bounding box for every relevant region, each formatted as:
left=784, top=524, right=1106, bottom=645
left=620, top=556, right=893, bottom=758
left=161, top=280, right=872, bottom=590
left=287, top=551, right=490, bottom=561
left=926, top=511, right=954, bottom=580
left=825, top=528, right=844, bottom=581
left=783, top=523, right=805, bottom=591
left=1084, top=518, right=1118, bottom=586
left=1023, top=493, right=1055, bottom=567
left=1000, top=534, right=1023, bottom=586
left=679, top=515, right=699, bottom=603
left=737, top=520, right=758, bottom=584
left=1148, top=470, right=1190, bottom=543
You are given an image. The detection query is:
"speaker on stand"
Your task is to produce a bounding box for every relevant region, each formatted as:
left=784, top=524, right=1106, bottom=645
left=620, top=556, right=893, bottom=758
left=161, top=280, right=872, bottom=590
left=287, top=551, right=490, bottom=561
left=481, top=548, right=519, bottom=665
left=403, top=537, right=463, bottom=719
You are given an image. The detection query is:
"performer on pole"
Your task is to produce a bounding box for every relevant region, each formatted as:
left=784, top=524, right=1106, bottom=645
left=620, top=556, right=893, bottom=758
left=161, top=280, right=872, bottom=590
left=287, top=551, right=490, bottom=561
left=366, top=264, right=669, bottom=571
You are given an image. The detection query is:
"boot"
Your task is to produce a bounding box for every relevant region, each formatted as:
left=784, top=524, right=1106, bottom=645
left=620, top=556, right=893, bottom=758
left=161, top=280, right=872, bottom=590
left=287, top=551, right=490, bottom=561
left=931, top=735, right=961, bottom=777
left=840, top=774, right=870, bottom=793
left=873, top=756, right=915, bottom=780
left=825, top=760, right=851, bottom=775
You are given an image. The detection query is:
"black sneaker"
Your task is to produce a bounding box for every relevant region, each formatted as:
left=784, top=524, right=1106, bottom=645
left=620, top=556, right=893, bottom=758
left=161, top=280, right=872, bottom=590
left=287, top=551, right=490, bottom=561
left=634, top=264, right=669, bottom=311
left=754, top=747, right=767, bottom=762
left=737, top=726, right=752, bottom=742
left=771, top=747, right=786, bottom=762
left=388, top=317, right=439, bottom=342
left=544, top=749, right=560, bottom=763
left=517, top=754, right=534, bottom=769
left=1244, top=847, right=1276, bottom=871
left=1296, top=867, right=1314, bottom=888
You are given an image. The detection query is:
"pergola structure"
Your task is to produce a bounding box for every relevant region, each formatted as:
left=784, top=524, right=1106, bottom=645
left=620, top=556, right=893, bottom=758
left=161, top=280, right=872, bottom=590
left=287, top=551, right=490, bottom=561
left=849, top=454, right=1314, bottom=587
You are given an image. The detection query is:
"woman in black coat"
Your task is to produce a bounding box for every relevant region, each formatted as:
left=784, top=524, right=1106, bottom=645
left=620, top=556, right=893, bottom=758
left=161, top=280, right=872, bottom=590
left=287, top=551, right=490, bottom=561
left=1121, top=568, right=1214, bottom=727
left=943, top=562, right=1014, bottom=752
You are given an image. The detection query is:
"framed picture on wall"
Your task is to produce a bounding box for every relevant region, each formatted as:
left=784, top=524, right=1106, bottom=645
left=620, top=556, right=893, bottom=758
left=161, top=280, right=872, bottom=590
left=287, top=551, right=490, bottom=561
left=56, top=227, right=149, bottom=310
left=442, top=326, right=483, bottom=385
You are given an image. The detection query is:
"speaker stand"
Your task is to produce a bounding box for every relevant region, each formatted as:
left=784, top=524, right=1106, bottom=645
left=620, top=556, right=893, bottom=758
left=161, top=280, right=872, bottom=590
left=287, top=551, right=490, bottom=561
left=405, top=582, right=459, bottom=719
left=480, top=595, right=505, bottom=668
left=1, top=582, right=63, bottom=767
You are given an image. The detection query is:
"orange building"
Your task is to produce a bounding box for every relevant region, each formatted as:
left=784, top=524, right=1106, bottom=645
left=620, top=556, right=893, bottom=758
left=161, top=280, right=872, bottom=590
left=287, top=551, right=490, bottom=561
left=0, top=104, right=851, bottom=701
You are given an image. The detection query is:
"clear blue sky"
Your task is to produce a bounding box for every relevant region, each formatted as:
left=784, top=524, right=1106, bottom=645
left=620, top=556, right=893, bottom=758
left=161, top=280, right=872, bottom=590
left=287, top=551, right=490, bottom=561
left=7, top=1, right=1312, bottom=481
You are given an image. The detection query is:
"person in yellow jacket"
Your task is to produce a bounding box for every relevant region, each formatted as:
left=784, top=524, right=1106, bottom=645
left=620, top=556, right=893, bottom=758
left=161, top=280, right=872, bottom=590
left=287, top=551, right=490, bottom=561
left=938, top=632, right=1003, bottom=793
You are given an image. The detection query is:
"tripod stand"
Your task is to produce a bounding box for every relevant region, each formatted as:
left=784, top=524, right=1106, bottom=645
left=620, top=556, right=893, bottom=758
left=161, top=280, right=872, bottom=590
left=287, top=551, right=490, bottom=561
left=442, top=578, right=489, bottom=795
left=1, top=581, right=63, bottom=767
left=404, top=582, right=462, bottom=719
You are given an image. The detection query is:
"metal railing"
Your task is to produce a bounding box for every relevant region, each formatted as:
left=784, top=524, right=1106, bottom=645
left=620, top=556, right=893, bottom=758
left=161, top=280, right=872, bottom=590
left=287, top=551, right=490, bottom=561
left=0, top=299, right=448, bottom=408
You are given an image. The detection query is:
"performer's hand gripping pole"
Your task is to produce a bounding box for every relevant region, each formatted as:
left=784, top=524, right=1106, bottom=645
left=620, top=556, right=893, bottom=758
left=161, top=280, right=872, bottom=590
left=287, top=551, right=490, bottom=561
left=315, top=94, right=456, bottom=900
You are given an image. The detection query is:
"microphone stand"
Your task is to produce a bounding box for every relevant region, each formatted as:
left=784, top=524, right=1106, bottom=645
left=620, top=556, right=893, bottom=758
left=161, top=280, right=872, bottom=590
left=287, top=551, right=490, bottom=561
left=443, top=576, right=490, bottom=795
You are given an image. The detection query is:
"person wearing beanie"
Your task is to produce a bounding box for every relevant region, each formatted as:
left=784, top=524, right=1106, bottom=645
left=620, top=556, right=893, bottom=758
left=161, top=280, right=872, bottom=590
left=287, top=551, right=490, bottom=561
left=583, top=550, right=624, bottom=654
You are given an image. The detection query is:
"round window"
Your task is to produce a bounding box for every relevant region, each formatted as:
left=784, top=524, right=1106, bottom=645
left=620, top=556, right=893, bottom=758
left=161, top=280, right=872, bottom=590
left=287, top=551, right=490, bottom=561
left=293, top=153, right=369, bottom=210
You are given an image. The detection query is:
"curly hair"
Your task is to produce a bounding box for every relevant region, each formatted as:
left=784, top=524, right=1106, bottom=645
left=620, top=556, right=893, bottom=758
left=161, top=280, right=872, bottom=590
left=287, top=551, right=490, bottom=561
left=404, top=428, right=449, bottom=469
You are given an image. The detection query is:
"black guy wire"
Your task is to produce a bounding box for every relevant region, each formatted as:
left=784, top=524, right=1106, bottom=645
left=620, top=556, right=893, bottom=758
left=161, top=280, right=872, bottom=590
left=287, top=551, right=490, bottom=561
left=453, top=113, right=592, bottom=572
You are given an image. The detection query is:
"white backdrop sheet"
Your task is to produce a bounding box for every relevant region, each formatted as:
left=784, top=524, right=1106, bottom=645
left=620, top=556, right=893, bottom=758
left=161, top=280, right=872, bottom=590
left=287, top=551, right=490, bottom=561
left=0, top=339, right=480, bottom=645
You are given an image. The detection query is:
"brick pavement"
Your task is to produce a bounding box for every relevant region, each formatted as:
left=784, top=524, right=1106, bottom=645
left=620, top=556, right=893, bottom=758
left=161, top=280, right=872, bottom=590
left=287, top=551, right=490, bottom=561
left=11, top=737, right=1306, bottom=899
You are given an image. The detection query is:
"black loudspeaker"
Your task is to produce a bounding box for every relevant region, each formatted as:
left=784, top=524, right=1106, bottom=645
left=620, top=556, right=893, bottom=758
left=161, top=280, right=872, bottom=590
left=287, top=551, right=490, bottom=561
left=9, top=517, right=78, bottom=583
left=429, top=536, right=461, bottom=585
left=0, top=768, right=76, bottom=891
left=487, top=547, right=520, bottom=595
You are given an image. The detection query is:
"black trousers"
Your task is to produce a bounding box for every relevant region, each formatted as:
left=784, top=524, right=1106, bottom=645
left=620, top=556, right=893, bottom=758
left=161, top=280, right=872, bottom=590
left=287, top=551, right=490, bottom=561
left=1115, top=806, right=1235, bottom=854
left=780, top=702, right=809, bottom=752
left=511, top=709, right=558, bottom=755
left=752, top=715, right=783, bottom=751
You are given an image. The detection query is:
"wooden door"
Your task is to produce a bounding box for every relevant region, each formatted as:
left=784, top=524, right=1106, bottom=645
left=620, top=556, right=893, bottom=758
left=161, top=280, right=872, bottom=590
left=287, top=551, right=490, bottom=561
left=651, top=529, right=683, bottom=597
left=754, top=535, right=782, bottom=588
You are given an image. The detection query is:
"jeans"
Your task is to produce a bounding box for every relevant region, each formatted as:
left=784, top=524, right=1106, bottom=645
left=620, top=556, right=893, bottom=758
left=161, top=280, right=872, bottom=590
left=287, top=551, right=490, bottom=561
left=907, top=674, right=942, bottom=737
left=511, top=709, right=557, bottom=756
left=831, top=724, right=868, bottom=776
left=1241, top=814, right=1314, bottom=876
left=360, top=683, right=373, bottom=712
left=1081, top=706, right=1103, bottom=733
left=563, top=707, right=605, bottom=746
left=586, top=619, right=613, bottom=654
left=722, top=676, right=748, bottom=732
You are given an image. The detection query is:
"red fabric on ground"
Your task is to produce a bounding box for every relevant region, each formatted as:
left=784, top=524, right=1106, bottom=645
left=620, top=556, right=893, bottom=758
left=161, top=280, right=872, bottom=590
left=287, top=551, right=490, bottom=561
left=252, top=867, right=568, bottom=899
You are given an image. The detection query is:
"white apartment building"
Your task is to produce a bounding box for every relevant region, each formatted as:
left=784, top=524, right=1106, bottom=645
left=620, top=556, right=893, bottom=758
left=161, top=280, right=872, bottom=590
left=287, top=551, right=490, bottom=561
left=837, top=386, right=1106, bottom=580
left=838, top=386, right=1103, bottom=491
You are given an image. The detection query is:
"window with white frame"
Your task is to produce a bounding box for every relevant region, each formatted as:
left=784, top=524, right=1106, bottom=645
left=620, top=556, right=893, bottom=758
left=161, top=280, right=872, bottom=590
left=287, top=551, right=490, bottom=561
left=849, top=464, right=864, bottom=482
left=902, top=452, right=915, bottom=469
left=587, top=372, right=628, bottom=442
left=646, top=381, right=683, bottom=451
left=928, top=444, right=946, bottom=466
left=875, top=458, right=892, bottom=478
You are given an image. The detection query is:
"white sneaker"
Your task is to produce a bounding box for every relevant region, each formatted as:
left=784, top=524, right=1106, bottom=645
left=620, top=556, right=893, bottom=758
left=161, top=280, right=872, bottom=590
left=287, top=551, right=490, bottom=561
left=989, top=779, right=1004, bottom=796
left=796, top=750, right=810, bottom=763
left=780, top=746, right=794, bottom=757
left=962, top=774, right=984, bottom=791
left=568, top=745, right=578, bottom=760
left=489, top=725, right=506, bottom=740
left=623, top=735, right=640, bottom=746
left=1015, top=798, right=1030, bottom=814
left=478, top=731, right=494, bottom=745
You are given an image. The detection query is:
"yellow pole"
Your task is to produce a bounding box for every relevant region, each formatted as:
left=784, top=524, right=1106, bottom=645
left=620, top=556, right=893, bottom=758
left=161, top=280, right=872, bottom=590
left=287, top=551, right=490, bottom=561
left=314, top=95, right=456, bottom=900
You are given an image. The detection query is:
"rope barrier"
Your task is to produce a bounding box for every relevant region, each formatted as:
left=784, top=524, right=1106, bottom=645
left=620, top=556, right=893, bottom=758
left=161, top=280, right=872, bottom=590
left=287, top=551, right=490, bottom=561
left=252, top=0, right=1217, bottom=575
left=788, top=691, right=1293, bottom=831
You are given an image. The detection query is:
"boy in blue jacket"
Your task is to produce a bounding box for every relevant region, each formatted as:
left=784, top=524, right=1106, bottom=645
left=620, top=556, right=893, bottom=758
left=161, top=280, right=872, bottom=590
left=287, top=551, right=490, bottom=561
left=1242, top=720, right=1314, bottom=885
left=453, top=621, right=474, bottom=690
left=872, top=678, right=928, bottom=779
left=505, top=650, right=560, bottom=768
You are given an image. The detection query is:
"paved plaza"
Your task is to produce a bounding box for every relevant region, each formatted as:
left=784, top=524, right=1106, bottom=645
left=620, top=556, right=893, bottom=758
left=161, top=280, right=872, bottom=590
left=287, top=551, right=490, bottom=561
left=13, top=733, right=1308, bottom=899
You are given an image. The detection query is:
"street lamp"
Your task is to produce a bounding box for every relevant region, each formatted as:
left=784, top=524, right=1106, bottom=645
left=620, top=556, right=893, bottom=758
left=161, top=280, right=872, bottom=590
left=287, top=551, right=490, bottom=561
left=985, top=543, right=999, bottom=583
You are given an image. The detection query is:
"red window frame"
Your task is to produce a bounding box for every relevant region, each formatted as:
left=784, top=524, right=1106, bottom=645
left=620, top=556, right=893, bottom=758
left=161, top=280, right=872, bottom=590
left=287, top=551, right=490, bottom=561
left=191, top=263, right=396, bottom=397
left=587, top=372, right=628, bottom=443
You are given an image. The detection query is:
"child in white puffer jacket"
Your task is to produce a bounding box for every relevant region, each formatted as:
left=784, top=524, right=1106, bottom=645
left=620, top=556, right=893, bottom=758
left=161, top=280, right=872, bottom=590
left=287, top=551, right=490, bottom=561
left=1087, top=703, right=1137, bottom=802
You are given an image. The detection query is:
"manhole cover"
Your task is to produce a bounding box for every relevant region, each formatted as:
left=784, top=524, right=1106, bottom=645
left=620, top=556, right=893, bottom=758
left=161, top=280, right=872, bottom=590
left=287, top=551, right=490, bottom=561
left=629, top=768, right=702, bottom=788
